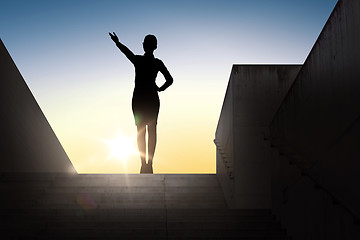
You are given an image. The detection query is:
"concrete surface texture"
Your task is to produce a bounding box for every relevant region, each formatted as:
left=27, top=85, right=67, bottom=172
left=0, top=173, right=290, bottom=239
left=269, top=0, right=360, bottom=239
left=215, top=65, right=301, bottom=209
left=0, top=39, right=76, bottom=173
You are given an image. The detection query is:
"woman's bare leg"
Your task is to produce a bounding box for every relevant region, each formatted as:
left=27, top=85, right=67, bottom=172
left=137, top=126, right=146, bottom=166
left=147, top=123, right=157, bottom=165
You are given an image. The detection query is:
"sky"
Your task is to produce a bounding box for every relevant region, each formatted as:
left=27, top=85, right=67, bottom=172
left=0, top=0, right=337, bottom=173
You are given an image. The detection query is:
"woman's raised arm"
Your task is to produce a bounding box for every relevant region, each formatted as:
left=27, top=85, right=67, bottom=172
left=109, top=32, right=136, bottom=64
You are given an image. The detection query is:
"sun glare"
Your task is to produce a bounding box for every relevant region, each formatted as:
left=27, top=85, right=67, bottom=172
left=103, top=132, right=137, bottom=162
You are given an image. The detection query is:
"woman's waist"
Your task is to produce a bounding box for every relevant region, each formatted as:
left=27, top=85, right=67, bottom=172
left=134, top=84, right=158, bottom=91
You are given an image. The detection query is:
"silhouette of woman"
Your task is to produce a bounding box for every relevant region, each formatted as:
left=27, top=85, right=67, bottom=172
left=109, top=32, right=173, bottom=173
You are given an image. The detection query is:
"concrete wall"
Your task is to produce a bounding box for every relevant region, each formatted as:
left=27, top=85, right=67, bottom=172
left=269, top=0, right=360, bottom=238
left=215, top=71, right=235, bottom=207
left=0, top=39, right=76, bottom=173
left=215, top=65, right=301, bottom=208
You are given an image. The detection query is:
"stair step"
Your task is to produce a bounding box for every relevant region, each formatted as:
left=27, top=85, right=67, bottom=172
left=1, top=173, right=288, bottom=239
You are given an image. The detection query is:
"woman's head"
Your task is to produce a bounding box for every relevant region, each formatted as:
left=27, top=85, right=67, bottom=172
left=143, top=34, right=157, bottom=53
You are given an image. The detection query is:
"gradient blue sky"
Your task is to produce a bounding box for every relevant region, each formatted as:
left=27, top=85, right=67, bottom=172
left=0, top=0, right=338, bottom=173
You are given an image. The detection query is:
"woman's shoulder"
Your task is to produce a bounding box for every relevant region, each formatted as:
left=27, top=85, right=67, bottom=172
left=155, top=58, right=165, bottom=66
left=133, top=55, right=146, bottom=65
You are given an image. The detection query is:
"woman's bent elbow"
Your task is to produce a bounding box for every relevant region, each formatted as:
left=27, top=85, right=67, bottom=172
left=167, top=77, right=173, bottom=86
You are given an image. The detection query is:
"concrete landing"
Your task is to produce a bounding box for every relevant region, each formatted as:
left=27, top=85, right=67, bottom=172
left=1, top=173, right=289, bottom=239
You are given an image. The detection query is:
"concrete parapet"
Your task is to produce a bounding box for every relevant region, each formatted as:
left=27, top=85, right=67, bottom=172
left=0, top=39, right=76, bottom=172
left=215, top=65, right=301, bottom=208
left=269, top=0, right=360, bottom=238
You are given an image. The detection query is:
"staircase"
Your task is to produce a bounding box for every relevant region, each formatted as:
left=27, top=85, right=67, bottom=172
left=1, top=173, right=289, bottom=239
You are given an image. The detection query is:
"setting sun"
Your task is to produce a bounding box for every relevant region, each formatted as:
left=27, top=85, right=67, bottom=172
left=102, top=132, right=137, bottom=163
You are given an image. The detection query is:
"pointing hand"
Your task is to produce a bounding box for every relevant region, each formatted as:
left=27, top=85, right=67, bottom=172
left=109, top=32, right=119, bottom=43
